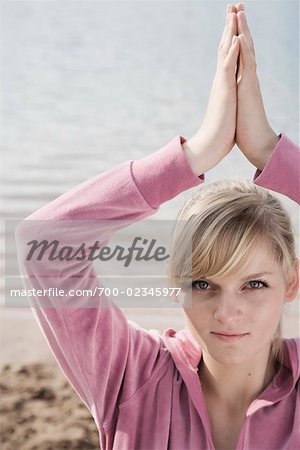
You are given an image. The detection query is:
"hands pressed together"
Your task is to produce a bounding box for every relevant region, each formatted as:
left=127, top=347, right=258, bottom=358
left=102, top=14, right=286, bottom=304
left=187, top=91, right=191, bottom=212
left=184, top=3, right=280, bottom=176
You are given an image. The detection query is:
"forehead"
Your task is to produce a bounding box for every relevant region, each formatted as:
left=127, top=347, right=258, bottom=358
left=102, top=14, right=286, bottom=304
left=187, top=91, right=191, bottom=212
left=226, top=245, right=281, bottom=280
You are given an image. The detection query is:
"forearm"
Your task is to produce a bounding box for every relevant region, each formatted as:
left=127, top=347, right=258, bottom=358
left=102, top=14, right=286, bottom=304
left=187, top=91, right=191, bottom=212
left=182, top=135, right=210, bottom=177
left=250, top=127, right=280, bottom=172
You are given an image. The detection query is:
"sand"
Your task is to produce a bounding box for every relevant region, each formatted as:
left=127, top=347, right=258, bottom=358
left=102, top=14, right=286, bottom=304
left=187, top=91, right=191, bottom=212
left=0, top=311, right=100, bottom=449
left=1, top=1, right=298, bottom=449
left=0, top=307, right=299, bottom=449
left=0, top=308, right=186, bottom=450
left=0, top=363, right=100, bottom=450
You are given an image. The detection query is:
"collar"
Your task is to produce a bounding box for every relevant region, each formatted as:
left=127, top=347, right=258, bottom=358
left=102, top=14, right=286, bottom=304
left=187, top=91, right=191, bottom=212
left=163, top=329, right=299, bottom=408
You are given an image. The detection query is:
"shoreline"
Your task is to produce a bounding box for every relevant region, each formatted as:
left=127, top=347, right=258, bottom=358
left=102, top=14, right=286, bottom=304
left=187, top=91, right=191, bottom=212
left=1, top=306, right=299, bottom=366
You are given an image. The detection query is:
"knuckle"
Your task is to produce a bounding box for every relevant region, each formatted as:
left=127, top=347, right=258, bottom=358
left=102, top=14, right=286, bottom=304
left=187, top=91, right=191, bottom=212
left=218, top=46, right=227, bottom=60
left=249, top=59, right=257, bottom=71
left=218, top=43, right=224, bottom=53
left=222, top=61, right=231, bottom=73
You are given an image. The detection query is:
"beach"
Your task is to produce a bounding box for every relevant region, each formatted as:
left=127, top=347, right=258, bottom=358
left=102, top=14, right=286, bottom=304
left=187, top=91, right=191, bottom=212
left=0, top=362, right=99, bottom=450
left=0, top=308, right=185, bottom=449
left=1, top=1, right=299, bottom=449
left=1, top=306, right=299, bottom=449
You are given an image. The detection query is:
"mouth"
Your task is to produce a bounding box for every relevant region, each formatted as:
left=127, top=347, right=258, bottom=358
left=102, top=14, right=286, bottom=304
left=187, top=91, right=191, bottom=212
left=211, top=332, right=249, bottom=342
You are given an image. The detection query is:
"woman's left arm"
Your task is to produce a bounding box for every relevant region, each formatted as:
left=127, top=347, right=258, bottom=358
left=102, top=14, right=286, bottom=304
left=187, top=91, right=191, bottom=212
left=233, top=3, right=300, bottom=204
left=253, top=133, right=300, bottom=204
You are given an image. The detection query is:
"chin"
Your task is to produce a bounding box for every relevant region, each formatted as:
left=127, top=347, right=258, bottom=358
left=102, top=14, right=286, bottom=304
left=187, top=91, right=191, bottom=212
left=204, top=342, right=253, bottom=366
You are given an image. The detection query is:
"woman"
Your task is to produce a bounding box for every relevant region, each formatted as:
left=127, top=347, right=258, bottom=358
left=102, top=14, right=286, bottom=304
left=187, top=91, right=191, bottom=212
left=16, top=3, right=299, bottom=449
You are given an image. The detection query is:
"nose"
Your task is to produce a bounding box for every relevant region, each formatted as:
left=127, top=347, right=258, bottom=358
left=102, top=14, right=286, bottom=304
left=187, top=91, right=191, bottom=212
left=213, top=293, right=242, bottom=323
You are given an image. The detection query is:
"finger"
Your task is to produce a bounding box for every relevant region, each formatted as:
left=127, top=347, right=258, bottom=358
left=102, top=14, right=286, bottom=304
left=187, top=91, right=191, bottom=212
left=234, top=3, right=245, bottom=79
left=235, top=2, right=245, bottom=12
left=237, top=11, right=255, bottom=53
left=222, top=12, right=238, bottom=54
left=220, top=4, right=236, bottom=46
left=226, top=4, right=237, bottom=24
left=225, top=4, right=231, bottom=25
left=238, top=34, right=256, bottom=71
left=228, top=4, right=238, bottom=18
left=224, top=35, right=240, bottom=70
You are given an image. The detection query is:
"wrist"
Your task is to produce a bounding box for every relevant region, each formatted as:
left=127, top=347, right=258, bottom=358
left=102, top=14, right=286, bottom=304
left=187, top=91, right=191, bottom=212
left=256, top=129, right=279, bottom=171
left=182, top=129, right=220, bottom=177
left=182, top=136, right=206, bottom=177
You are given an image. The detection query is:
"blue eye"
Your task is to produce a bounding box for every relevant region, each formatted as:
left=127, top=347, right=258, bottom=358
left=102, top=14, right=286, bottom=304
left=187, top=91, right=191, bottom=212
left=191, top=279, right=270, bottom=292
left=192, top=280, right=210, bottom=290
left=248, top=280, right=269, bottom=289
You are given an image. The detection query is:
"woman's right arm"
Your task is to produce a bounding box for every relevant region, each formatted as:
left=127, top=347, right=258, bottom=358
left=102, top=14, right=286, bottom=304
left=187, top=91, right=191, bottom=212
left=15, top=135, right=203, bottom=431
left=15, top=135, right=204, bottom=430
left=15, top=4, right=239, bottom=432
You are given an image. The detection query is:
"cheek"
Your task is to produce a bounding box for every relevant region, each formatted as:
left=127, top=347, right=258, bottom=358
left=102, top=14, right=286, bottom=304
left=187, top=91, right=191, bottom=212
left=247, top=293, right=285, bottom=329
left=183, top=301, right=210, bottom=333
left=182, top=308, right=209, bottom=349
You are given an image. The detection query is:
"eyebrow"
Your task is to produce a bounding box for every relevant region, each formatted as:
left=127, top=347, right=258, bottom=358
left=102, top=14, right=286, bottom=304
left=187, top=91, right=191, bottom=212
left=201, top=272, right=274, bottom=286
left=239, top=272, right=274, bottom=281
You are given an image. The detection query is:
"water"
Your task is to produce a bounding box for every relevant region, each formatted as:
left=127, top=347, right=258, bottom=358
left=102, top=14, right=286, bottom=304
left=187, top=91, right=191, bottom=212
left=1, top=1, right=299, bottom=328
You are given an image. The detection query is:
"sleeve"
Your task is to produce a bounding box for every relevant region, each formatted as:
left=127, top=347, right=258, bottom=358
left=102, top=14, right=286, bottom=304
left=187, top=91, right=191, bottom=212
left=253, top=133, right=300, bottom=204
left=15, top=135, right=203, bottom=430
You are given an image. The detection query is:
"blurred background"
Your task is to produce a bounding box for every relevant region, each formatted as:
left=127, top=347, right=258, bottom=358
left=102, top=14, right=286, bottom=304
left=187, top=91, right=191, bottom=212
left=1, top=1, right=299, bottom=448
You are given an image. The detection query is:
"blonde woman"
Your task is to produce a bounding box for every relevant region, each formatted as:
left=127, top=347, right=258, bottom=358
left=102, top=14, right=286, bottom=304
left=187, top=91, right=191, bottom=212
left=16, top=3, right=299, bottom=450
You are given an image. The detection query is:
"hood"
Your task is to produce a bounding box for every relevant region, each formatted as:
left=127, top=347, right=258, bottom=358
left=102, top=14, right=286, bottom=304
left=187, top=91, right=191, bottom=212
left=162, top=328, right=300, bottom=405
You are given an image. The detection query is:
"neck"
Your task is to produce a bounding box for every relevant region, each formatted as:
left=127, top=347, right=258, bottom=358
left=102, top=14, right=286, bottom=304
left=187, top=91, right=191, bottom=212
left=199, top=344, right=277, bottom=412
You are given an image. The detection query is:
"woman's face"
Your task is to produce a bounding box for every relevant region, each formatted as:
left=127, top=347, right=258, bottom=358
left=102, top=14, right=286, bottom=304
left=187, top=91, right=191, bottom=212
left=182, top=245, right=298, bottom=366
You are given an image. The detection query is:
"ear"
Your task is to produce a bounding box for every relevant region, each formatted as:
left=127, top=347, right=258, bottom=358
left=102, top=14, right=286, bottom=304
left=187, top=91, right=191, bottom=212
left=285, top=257, right=299, bottom=303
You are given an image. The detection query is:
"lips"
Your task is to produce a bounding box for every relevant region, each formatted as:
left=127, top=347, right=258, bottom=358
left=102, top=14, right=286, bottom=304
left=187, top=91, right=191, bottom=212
left=212, top=331, right=249, bottom=344
left=212, top=331, right=248, bottom=336
left=211, top=331, right=249, bottom=342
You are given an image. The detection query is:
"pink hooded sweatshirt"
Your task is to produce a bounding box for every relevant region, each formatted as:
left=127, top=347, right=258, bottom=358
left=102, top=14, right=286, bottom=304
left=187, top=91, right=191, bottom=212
left=16, top=133, right=300, bottom=450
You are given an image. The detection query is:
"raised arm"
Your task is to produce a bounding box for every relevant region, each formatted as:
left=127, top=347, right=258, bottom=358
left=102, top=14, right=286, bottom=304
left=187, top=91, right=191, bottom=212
left=182, top=4, right=240, bottom=176
left=234, top=2, right=300, bottom=203
left=15, top=5, right=240, bottom=438
left=15, top=139, right=202, bottom=434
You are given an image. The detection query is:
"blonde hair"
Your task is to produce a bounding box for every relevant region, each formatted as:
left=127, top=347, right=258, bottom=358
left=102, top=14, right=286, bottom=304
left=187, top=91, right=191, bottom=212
left=168, top=179, right=297, bottom=363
